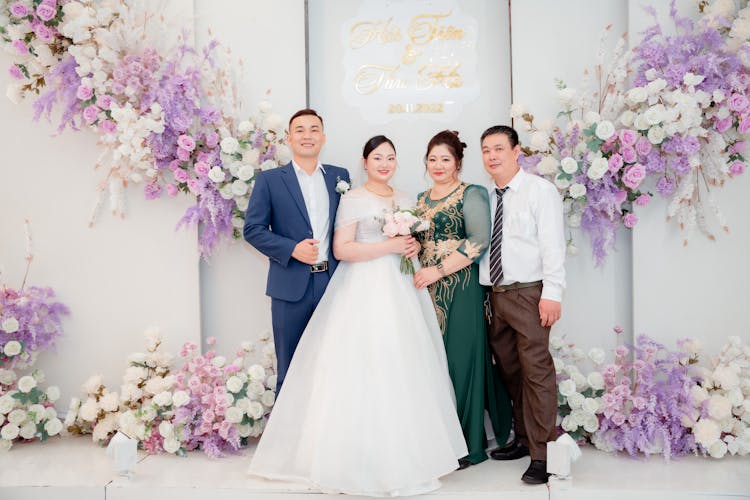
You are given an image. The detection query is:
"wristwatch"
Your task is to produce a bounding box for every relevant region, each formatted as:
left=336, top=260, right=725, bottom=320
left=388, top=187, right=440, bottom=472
left=436, top=262, right=446, bottom=277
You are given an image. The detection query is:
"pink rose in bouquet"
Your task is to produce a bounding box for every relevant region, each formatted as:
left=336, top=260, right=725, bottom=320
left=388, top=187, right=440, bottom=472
left=381, top=208, right=429, bottom=274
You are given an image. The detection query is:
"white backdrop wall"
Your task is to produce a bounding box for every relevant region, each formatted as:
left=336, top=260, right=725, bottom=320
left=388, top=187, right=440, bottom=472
left=1, top=0, right=748, bottom=405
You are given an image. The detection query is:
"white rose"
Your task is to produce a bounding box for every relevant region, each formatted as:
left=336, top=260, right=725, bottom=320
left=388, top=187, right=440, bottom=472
left=153, top=391, right=173, bottom=407
left=584, top=111, right=601, bottom=126
left=17, top=375, right=36, bottom=393
left=82, top=375, right=103, bottom=395
left=248, top=365, right=266, bottom=381
left=163, top=436, right=181, bottom=454
left=225, top=406, right=244, bottom=424
left=644, top=105, right=665, bottom=125
left=561, top=415, right=578, bottom=432
left=44, top=407, right=57, bottom=421
left=275, top=144, right=292, bottom=164
left=0, top=395, right=15, bottom=415
left=238, top=424, right=252, bottom=438
left=568, top=183, right=587, bottom=199
left=158, top=420, right=174, bottom=438
left=588, top=348, right=606, bottom=365
left=560, top=157, right=578, bottom=174
left=235, top=397, right=251, bottom=413
left=41, top=385, right=60, bottom=403
left=690, top=385, right=709, bottom=406
left=645, top=78, right=667, bottom=95
left=708, top=439, right=728, bottom=458
left=595, top=120, right=615, bottom=140
left=570, top=409, right=588, bottom=426
left=3, top=339, right=22, bottom=356
left=237, top=120, right=253, bottom=135
left=0, top=369, right=16, bottom=386
left=120, top=383, right=143, bottom=403
left=231, top=179, right=248, bottom=197
left=263, top=114, right=283, bottom=132
left=211, top=356, right=226, bottom=368
left=582, top=397, right=599, bottom=414
left=124, top=366, right=147, bottom=384
left=236, top=197, right=249, bottom=212
left=220, top=137, right=240, bottom=154
left=509, top=102, right=526, bottom=119
left=633, top=114, right=650, bottom=131
left=44, top=418, right=63, bottom=436
left=714, top=366, right=740, bottom=390
left=336, top=180, right=351, bottom=193
left=247, top=401, right=264, bottom=420
left=208, top=166, right=226, bottom=184
left=172, top=390, right=190, bottom=407
left=587, top=372, right=605, bottom=391
left=571, top=372, right=588, bottom=391
left=140, top=406, right=157, bottom=423
left=226, top=376, right=244, bottom=394
left=713, top=90, right=726, bottom=103
left=557, top=87, right=577, bottom=106
left=619, top=110, right=636, bottom=127
left=708, top=394, right=733, bottom=420
left=567, top=392, right=585, bottom=410
left=247, top=381, right=266, bottom=398
left=19, top=421, right=36, bottom=440
left=237, top=164, right=254, bottom=182
left=8, top=408, right=27, bottom=425
left=644, top=68, right=659, bottom=81
left=587, top=157, right=609, bottom=180
left=727, top=388, right=744, bottom=407
left=261, top=390, right=275, bottom=408
left=530, top=131, right=549, bottom=150
left=78, top=398, right=100, bottom=422
left=647, top=126, right=666, bottom=144
left=265, top=374, right=277, bottom=390
left=535, top=155, right=558, bottom=175
left=626, top=87, right=648, bottom=104
left=260, top=159, right=277, bottom=171
left=693, top=418, right=721, bottom=447
left=583, top=414, right=600, bottom=433
left=29, top=404, right=46, bottom=423
left=559, top=379, right=577, bottom=397
left=100, top=391, right=120, bottom=412
left=1, top=423, right=20, bottom=440
left=683, top=72, right=705, bottom=87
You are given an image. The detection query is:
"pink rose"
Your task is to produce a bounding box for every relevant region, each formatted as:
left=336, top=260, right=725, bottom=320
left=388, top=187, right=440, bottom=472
left=620, top=145, right=637, bottom=163
left=168, top=159, right=181, bottom=171
left=622, top=163, right=646, bottom=190
left=194, top=161, right=210, bottom=175
left=176, top=147, right=191, bottom=161
left=188, top=376, right=201, bottom=390
left=727, top=93, right=750, bottom=113
left=635, top=137, right=652, bottom=157
left=205, top=131, right=219, bottom=148
left=12, top=39, right=28, bottom=55
left=96, top=95, right=113, bottom=109
left=8, top=65, right=23, bottom=80
left=382, top=220, right=399, bottom=238
left=729, top=160, right=745, bottom=176
left=618, top=129, right=637, bottom=146
left=622, top=212, right=638, bottom=228
left=196, top=151, right=211, bottom=163
left=218, top=420, right=232, bottom=439
left=36, top=3, right=57, bottom=22
left=165, top=184, right=178, bottom=197
left=614, top=190, right=627, bottom=205
left=611, top=412, right=626, bottom=426
left=177, top=134, right=196, bottom=152
left=9, top=2, right=29, bottom=18
left=82, top=105, right=99, bottom=124
left=76, top=84, right=93, bottom=101
left=738, top=116, right=750, bottom=134
left=608, top=153, right=623, bottom=173
left=174, top=168, right=189, bottom=183
left=732, top=141, right=746, bottom=153
left=714, top=116, right=733, bottom=134
left=615, top=346, right=629, bottom=358
left=635, top=193, right=651, bottom=206
left=187, top=178, right=200, bottom=194
left=33, top=24, right=54, bottom=43
left=98, top=119, right=116, bottom=134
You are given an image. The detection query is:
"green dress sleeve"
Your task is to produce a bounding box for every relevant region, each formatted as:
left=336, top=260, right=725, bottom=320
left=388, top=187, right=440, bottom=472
left=456, top=185, right=490, bottom=262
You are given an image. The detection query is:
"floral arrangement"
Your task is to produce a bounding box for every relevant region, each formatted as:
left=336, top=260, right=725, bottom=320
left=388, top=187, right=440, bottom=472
left=1, top=0, right=290, bottom=257
left=66, top=327, right=277, bottom=457
left=553, top=328, right=750, bottom=459
left=513, top=1, right=749, bottom=264
left=380, top=208, right=429, bottom=274
left=0, top=220, right=67, bottom=450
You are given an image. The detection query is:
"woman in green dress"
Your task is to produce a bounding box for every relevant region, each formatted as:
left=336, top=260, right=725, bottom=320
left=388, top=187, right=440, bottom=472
left=414, top=130, right=512, bottom=469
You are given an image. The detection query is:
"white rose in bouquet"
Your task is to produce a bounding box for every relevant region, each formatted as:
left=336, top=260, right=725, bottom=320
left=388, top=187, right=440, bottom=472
left=19, top=421, right=37, bottom=440
left=582, top=397, right=599, bottom=414
left=29, top=404, right=46, bottom=424
left=44, top=417, right=63, bottom=436
left=158, top=420, right=174, bottom=438
left=567, top=392, right=585, bottom=410
left=8, top=409, right=27, bottom=425
left=265, top=374, right=277, bottom=390
left=588, top=348, right=606, bottom=365
left=221, top=137, right=240, bottom=154
left=46, top=386, right=61, bottom=402
left=587, top=157, right=609, bottom=180
left=714, top=366, right=740, bottom=391
left=248, top=365, right=266, bottom=381
left=276, top=144, right=292, bottom=165
left=1, top=318, right=20, bottom=334
left=594, top=120, right=615, bottom=140
left=584, top=111, right=601, bottom=126
left=0, top=369, right=16, bottom=386
left=561, top=415, right=577, bottom=432
left=708, top=439, right=728, bottom=459
left=626, top=87, right=648, bottom=105
left=247, top=401, right=264, bottom=420
left=163, top=436, right=181, bottom=454
left=1, top=423, right=20, bottom=440
left=120, top=383, right=143, bottom=402
left=237, top=120, right=253, bottom=135
left=560, top=157, right=578, bottom=175
left=172, top=390, right=190, bottom=407
left=100, top=391, right=120, bottom=412
left=530, top=131, right=549, bottom=150
left=0, top=395, right=16, bottom=415
left=247, top=381, right=266, bottom=398
left=587, top=372, right=605, bottom=391
left=238, top=424, right=252, bottom=438
left=568, top=183, right=587, bottom=199
left=583, top=414, right=600, bottom=433
left=571, top=372, right=588, bottom=391
left=225, top=406, right=244, bottom=424
left=693, top=418, right=721, bottom=447
left=708, top=395, right=733, bottom=421
left=559, top=379, right=577, bottom=397
left=78, top=398, right=100, bottom=422
left=153, top=391, right=173, bottom=407
left=3, top=340, right=22, bottom=356
left=261, top=390, right=275, bottom=408
left=226, top=376, right=244, bottom=394
left=535, top=155, right=558, bottom=175
left=83, top=375, right=103, bottom=395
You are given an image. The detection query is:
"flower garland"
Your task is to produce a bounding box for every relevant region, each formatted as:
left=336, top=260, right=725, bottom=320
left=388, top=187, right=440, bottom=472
left=0, top=220, right=68, bottom=450
left=65, top=328, right=276, bottom=457
left=552, top=328, right=750, bottom=459
left=1, top=0, right=289, bottom=257
left=514, top=1, right=748, bottom=264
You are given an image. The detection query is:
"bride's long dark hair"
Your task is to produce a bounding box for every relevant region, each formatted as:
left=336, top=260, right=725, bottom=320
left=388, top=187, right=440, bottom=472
left=363, top=135, right=396, bottom=159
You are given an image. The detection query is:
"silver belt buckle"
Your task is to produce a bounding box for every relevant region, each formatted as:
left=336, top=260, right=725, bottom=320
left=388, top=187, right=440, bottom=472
left=310, top=261, right=328, bottom=273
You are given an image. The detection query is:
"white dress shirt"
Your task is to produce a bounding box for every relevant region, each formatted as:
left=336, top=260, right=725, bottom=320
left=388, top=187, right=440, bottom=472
left=479, top=168, right=566, bottom=301
left=293, top=160, right=330, bottom=264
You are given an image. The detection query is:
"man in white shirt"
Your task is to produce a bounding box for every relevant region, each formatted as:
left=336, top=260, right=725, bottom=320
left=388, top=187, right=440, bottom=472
left=478, top=125, right=565, bottom=484
left=244, top=109, right=350, bottom=395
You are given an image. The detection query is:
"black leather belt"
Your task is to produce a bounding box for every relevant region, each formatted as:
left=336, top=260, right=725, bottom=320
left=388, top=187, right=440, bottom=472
left=310, top=261, right=328, bottom=273
left=492, top=280, right=542, bottom=293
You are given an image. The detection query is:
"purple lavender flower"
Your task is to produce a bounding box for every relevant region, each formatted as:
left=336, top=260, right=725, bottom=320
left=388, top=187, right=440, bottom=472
left=656, top=176, right=676, bottom=197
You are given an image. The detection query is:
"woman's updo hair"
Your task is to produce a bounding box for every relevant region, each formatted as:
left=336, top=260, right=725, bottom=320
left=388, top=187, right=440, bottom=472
left=424, top=130, right=467, bottom=171
left=363, top=135, right=396, bottom=159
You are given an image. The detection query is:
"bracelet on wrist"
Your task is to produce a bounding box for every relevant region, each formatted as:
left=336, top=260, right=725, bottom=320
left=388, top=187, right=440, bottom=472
left=436, top=262, right=447, bottom=277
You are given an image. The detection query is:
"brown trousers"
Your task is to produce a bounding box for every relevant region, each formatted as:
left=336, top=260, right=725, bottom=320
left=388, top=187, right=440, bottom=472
left=487, top=284, right=557, bottom=460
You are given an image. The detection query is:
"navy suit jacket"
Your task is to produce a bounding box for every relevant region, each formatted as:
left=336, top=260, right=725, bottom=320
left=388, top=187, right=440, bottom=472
left=243, top=162, right=350, bottom=302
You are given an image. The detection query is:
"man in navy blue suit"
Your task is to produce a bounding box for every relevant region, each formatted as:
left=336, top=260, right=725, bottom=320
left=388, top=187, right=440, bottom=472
left=243, top=109, right=350, bottom=395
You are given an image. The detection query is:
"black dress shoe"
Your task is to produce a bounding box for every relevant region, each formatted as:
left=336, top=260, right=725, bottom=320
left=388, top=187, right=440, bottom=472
left=489, top=440, right=530, bottom=460
left=457, top=458, right=473, bottom=470
left=521, top=460, right=550, bottom=484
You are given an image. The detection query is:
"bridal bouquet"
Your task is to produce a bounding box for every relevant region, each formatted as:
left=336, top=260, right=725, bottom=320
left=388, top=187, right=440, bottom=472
left=381, top=208, right=429, bottom=274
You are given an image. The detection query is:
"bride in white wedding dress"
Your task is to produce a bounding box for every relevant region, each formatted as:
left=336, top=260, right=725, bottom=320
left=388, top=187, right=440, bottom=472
left=248, top=135, right=467, bottom=496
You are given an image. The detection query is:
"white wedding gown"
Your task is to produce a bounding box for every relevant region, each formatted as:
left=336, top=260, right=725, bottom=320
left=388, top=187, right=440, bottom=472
left=248, top=187, right=467, bottom=497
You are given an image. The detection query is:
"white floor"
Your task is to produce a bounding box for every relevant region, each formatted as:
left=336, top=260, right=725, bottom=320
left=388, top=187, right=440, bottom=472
left=1, top=436, right=748, bottom=500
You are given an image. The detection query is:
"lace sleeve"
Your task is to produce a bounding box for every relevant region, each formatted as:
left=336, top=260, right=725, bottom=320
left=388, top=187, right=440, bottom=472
left=334, top=188, right=370, bottom=229
left=456, top=185, right=491, bottom=262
